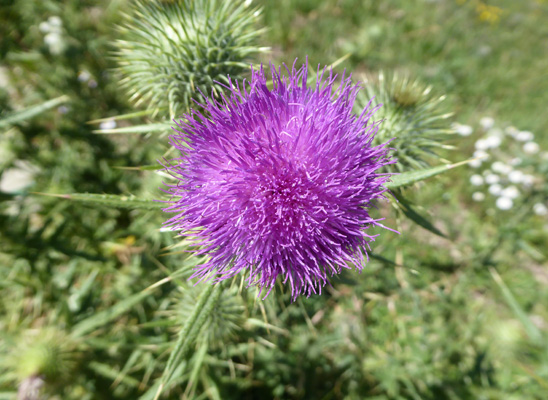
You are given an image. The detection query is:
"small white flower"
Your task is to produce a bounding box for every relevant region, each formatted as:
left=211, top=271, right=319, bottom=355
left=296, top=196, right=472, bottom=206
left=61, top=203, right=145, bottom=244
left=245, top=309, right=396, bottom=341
left=473, top=150, right=489, bottom=160
left=470, top=174, right=484, bottom=186
left=88, top=79, right=98, bottom=88
left=99, top=120, right=117, bottom=130
left=475, top=139, right=490, bottom=151
left=39, top=21, right=51, bottom=33
left=491, top=161, right=512, bottom=174
left=44, top=32, right=61, bottom=46
left=509, top=157, right=522, bottom=166
left=78, top=70, right=91, bottom=82
left=485, top=174, right=500, bottom=185
left=501, top=186, right=519, bottom=199
left=488, top=184, right=502, bottom=196
left=516, top=130, right=534, bottom=142
left=469, top=159, right=482, bottom=168
left=480, top=117, right=495, bottom=130
left=508, top=170, right=524, bottom=184
left=523, top=142, right=540, bottom=154
left=505, top=126, right=518, bottom=137
left=496, top=197, right=513, bottom=210
left=485, top=135, right=502, bottom=148
left=57, top=105, right=69, bottom=114
left=533, top=203, right=547, bottom=216
left=453, top=123, right=473, bottom=136
left=48, top=16, right=63, bottom=28
left=522, top=174, right=535, bottom=187
left=472, top=192, right=485, bottom=202
left=44, top=32, right=64, bottom=54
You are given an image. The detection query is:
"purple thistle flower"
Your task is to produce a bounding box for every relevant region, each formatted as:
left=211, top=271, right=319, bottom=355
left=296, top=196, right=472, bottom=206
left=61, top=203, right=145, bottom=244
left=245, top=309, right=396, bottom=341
left=162, top=60, right=396, bottom=300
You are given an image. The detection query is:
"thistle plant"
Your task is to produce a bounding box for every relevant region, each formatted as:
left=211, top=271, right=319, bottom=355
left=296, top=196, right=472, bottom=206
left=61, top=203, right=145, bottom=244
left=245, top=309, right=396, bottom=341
left=356, top=72, right=454, bottom=172
left=113, top=0, right=267, bottom=119
left=162, top=60, right=396, bottom=300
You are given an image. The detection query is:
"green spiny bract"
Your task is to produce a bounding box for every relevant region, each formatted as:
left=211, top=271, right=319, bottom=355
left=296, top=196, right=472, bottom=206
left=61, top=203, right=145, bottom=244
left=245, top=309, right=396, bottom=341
left=113, top=0, right=268, bottom=119
left=357, top=72, right=454, bottom=172
left=174, top=285, right=245, bottom=349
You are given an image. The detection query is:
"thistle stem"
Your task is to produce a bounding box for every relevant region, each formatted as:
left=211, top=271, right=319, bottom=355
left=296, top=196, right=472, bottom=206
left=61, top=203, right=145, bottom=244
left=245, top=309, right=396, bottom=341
left=154, top=283, right=223, bottom=399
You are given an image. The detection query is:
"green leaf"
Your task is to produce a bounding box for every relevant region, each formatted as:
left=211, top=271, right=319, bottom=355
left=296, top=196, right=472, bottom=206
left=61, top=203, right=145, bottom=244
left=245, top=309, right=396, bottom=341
left=70, top=290, right=151, bottom=338
left=35, top=192, right=164, bottom=210
left=0, top=95, right=69, bottom=128
left=393, top=193, right=446, bottom=238
left=93, top=122, right=173, bottom=134
left=369, top=252, right=399, bottom=266
left=489, top=267, right=543, bottom=345
left=87, top=109, right=156, bottom=124
left=385, top=158, right=477, bottom=189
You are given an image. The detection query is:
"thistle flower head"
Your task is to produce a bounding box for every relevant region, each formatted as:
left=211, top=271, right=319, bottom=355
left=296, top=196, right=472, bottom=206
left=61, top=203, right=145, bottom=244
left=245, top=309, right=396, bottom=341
left=162, top=60, right=395, bottom=300
left=357, top=72, right=453, bottom=172
left=114, top=0, right=267, bottom=119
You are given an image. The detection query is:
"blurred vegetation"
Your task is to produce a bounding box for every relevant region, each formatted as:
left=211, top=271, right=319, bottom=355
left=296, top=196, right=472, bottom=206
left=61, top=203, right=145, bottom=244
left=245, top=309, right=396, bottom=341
left=1, top=0, right=547, bottom=399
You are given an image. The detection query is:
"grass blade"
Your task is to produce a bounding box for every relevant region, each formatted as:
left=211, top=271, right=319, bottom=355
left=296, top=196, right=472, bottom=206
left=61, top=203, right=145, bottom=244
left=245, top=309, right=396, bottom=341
left=71, top=290, right=151, bottom=338
left=489, top=267, right=543, bottom=345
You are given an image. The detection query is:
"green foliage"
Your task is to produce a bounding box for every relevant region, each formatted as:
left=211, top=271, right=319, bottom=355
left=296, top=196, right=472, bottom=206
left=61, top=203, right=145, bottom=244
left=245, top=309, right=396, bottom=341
left=113, top=0, right=267, bottom=119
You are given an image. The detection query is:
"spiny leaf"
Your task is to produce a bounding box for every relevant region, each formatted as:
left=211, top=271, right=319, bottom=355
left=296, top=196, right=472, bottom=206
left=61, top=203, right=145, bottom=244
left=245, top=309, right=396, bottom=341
left=385, top=158, right=476, bottom=189
left=87, top=109, right=156, bottom=124
left=35, top=192, right=164, bottom=210
left=393, top=192, right=446, bottom=238
left=115, top=164, right=164, bottom=171
left=0, top=95, right=69, bottom=128
left=93, top=122, right=173, bottom=134
left=369, top=252, right=400, bottom=266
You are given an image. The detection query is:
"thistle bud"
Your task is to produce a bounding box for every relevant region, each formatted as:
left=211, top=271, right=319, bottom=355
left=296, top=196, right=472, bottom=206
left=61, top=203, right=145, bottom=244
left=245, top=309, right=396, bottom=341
left=357, top=72, right=454, bottom=172
left=113, top=0, right=267, bottom=119
left=10, top=329, right=79, bottom=390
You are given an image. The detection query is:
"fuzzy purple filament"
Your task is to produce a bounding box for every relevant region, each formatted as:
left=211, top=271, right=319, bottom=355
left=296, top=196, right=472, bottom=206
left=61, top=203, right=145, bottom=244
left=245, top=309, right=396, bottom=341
left=162, top=60, right=395, bottom=300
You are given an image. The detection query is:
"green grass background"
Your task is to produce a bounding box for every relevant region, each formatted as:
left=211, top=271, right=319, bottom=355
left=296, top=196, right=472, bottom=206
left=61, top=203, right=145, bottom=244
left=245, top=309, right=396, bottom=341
left=0, top=0, right=547, bottom=399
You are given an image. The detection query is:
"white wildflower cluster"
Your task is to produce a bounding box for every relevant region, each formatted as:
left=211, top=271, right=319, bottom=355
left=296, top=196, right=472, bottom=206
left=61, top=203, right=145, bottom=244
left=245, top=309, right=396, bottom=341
left=77, top=70, right=98, bottom=89
left=457, top=117, right=547, bottom=214
left=39, top=16, right=65, bottom=55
